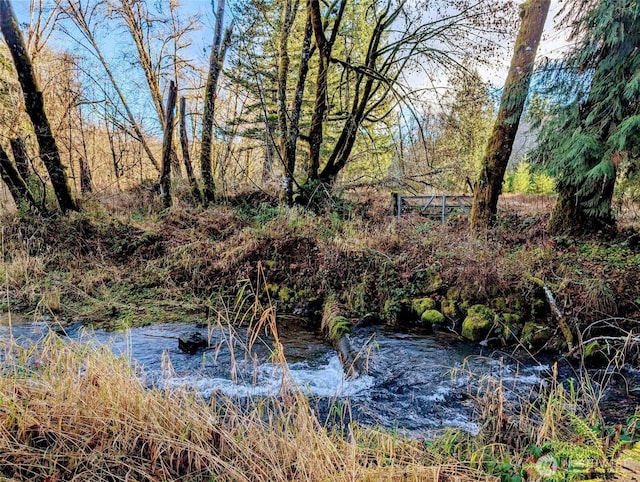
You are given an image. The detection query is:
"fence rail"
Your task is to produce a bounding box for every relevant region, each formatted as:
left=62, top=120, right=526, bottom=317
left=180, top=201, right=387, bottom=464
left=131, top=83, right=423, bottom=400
left=392, top=193, right=472, bottom=223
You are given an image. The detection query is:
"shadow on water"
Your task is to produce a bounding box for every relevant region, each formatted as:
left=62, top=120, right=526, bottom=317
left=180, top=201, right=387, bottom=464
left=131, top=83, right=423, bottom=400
left=1, top=314, right=638, bottom=437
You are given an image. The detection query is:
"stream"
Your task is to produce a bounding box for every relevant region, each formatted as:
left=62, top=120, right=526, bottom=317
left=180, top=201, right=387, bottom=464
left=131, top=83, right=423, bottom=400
left=1, top=315, right=638, bottom=438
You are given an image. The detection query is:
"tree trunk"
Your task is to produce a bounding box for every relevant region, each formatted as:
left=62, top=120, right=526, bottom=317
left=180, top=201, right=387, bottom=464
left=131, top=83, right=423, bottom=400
left=10, top=137, right=29, bottom=180
left=470, top=0, right=550, bottom=230
left=548, top=173, right=616, bottom=234
left=0, top=144, right=39, bottom=211
left=306, top=0, right=347, bottom=182
left=0, top=0, right=78, bottom=213
left=79, top=156, right=93, bottom=194
left=279, top=11, right=312, bottom=205
left=160, top=81, right=177, bottom=209
left=179, top=96, right=202, bottom=205
left=200, top=0, right=233, bottom=207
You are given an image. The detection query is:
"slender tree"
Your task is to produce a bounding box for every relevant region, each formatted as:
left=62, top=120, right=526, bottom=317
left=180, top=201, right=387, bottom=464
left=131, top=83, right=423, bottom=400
left=200, top=0, right=233, bottom=207
left=10, top=136, right=30, bottom=180
left=79, top=156, right=92, bottom=194
left=160, top=80, right=177, bottom=209
left=179, top=96, right=202, bottom=205
left=470, top=0, right=550, bottom=229
left=0, top=0, right=78, bottom=212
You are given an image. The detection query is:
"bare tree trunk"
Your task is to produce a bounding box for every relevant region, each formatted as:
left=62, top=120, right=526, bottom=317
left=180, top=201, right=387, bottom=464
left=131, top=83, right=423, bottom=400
left=470, top=0, right=550, bottom=230
left=79, top=156, right=92, bottom=194
left=0, top=144, right=39, bottom=211
left=200, top=0, right=233, bottom=207
left=306, top=0, right=347, bottom=182
left=160, top=81, right=177, bottom=209
left=10, top=137, right=30, bottom=180
left=179, top=96, right=202, bottom=205
left=0, top=0, right=78, bottom=212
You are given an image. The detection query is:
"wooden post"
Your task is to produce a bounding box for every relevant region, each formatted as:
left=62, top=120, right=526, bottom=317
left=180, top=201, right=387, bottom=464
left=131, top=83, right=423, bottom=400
left=160, top=81, right=177, bottom=209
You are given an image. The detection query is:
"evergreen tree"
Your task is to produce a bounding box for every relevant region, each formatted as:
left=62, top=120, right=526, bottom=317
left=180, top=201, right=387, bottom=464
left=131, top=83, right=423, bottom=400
left=533, top=0, right=640, bottom=234
left=434, top=70, right=495, bottom=192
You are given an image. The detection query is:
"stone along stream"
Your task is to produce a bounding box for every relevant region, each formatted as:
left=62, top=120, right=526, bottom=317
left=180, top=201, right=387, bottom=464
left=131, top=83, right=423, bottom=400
left=1, top=316, right=635, bottom=437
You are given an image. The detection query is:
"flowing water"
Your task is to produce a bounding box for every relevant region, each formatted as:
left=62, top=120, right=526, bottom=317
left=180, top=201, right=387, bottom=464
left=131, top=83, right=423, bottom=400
left=1, top=314, right=637, bottom=437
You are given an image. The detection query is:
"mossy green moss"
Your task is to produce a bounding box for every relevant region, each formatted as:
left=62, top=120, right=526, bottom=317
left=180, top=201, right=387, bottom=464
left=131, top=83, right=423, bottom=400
left=461, top=305, right=496, bottom=342
left=278, top=286, right=293, bottom=303
left=424, top=272, right=443, bottom=294
left=328, top=316, right=351, bottom=341
left=421, top=309, right=445, bottom=325
left=411, top=297, right=436, bottom=317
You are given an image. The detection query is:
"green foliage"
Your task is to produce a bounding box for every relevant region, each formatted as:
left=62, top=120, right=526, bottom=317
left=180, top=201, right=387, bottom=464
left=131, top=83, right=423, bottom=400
left=532, top=0, right=640, bottom=228
left=429, top=70, right=495, bottom=192
left=510, top=161, right=532, bottom=193
left=505, top=160, right=555, bottom=194
left=328, top=315, right=351, bottom=341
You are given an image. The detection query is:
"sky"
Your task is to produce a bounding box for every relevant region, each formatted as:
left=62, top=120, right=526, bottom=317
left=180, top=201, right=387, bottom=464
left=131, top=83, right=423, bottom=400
left=7, top=0, right=571, bottom=136
left=10, top=0, right=570, bottom=83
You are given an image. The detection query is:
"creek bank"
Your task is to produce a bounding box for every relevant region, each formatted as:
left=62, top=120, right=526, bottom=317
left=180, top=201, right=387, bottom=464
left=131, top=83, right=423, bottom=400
left=2, top=192, right=639, bottom=366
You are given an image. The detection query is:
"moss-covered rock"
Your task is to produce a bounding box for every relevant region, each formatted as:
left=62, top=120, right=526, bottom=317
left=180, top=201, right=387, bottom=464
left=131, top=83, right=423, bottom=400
left=461, top=305, right=496, bottom=342
left=411, top=297, right=436, bottom=317
left=522, top=321, right=553, bottom=347
left=446, top=287, right=461, bottom=300
left=421, top=309, right=445, bottom=326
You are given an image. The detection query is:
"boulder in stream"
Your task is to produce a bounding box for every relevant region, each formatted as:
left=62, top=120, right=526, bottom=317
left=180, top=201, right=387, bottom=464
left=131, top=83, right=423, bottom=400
left=178, top=331, right=208, bottom=354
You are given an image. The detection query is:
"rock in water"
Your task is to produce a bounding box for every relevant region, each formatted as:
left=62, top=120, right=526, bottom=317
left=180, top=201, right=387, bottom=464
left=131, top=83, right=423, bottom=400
left=178, top=331, right=208, bottom=354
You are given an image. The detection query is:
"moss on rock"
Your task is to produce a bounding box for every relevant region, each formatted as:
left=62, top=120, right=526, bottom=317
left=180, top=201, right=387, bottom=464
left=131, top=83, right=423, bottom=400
left=462, top=305, right=496, bottom=341
left=421, top=309, right=445, bottom=326
left=411, top=297, right=436, bottom=317
left=500, top=313, right=522, bottom=339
